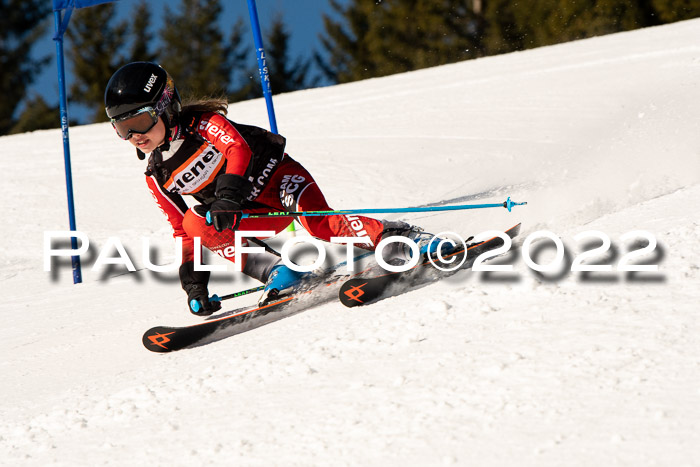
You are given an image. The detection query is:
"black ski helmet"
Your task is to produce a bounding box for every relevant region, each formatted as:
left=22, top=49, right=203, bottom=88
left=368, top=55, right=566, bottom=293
left=104, top=62, right=181, bottom=127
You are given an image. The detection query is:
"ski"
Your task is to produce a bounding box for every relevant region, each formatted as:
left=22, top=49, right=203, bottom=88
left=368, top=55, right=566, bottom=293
left=142, top=268, right=353, bottom=353
left=338, top=223, right=521, bottom=307
left=143, top=224, right=521, bottom=351
left=142, top=296, right=307, bottom=353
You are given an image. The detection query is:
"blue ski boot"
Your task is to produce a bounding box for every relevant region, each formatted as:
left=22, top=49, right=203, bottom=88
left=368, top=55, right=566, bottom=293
left=380, top=221, right=455, bottom=263
left=259, top=264, right=307, bottom=305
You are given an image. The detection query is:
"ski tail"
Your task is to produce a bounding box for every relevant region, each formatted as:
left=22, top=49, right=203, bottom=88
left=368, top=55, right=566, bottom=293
left=339, top=223, right=521, bottom=307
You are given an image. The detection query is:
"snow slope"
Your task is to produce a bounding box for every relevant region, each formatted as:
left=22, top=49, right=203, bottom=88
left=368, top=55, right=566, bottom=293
left=2, top=18, right=700, bottom=466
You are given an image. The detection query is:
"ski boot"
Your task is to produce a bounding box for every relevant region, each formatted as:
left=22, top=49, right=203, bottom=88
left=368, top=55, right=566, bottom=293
left=380, top=221, right=456, bottom=263
left=258, top=263, right=308, bottom=306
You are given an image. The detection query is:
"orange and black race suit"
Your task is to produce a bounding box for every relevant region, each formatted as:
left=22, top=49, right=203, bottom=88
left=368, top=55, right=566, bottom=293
left=144, top=111, right=385, bottom=268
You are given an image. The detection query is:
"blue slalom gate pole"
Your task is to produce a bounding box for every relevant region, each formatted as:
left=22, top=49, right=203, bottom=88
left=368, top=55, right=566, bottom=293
left=247, top=0, right=278, bottom=134
left=52, top=0, right=119, bottom=284
left=247, top=0, right=301, bottom=236
left=53, top=4, right=82, bottom=284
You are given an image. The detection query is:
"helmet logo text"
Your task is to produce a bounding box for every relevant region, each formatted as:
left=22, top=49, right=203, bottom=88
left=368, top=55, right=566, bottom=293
left=144, top=74, right=158, bottom=93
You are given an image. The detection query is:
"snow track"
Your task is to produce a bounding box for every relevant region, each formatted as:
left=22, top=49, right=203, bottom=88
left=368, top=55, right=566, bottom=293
left=1, top=18, right=699, bottom=466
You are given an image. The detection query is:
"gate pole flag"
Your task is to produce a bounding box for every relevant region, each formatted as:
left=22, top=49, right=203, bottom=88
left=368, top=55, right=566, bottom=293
left=52, top=0, right=118, bottom=284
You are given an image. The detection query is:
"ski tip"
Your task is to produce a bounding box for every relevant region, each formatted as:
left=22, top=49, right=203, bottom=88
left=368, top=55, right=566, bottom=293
left=339, top=277, right=395, bottom=308
left=339, top=280, right=370, bottom=308
left=143, top=327, right=178, bottom=353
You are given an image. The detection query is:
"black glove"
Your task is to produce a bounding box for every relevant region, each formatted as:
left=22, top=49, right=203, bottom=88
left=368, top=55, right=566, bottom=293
left=185, top=283, right=221, bottom=316
left=209, top=198, right=242, bottom=232
left=179, top=262, right=221, bottom=316
left=208, top=174, right=252, bottom=232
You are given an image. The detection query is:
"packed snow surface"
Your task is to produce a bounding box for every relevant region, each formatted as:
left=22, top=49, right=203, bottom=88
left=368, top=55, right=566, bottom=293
left=2, top=19, right=700, bottom=466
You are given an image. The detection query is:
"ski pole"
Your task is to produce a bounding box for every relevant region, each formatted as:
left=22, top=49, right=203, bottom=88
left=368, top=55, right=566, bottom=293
left=207, top=197, right=527, bottom=224
left=195, top=197, right=528, bottom=311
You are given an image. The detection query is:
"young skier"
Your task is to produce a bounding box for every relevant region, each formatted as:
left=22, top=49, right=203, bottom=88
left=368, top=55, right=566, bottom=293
left=105, top=62, right=441, bottom=315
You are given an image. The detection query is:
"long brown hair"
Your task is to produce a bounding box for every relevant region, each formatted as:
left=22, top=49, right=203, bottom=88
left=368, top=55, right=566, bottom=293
left=180, top=96, right=229, bottom=116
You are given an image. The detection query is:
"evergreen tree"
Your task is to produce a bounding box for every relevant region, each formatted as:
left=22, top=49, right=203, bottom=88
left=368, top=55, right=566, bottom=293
left=231, top=15, right=315, bottom=102
left=650, top=0, right=700, bottom=23
left=261, top=15, right=317, bottom=95
left=0, top=0, right=52, bottom=135
left=129, top=0, right=158, bottom=63
left=66, top=3, right=130, bottom=123
left=537, top=0, right=653, bottom=45
left=482, top=0, right=529, bottom=54
left=318, top=0, right=377, bottom=83
left=319, top=0, right=483, bottom=83
left=483, top=0, right=662, bottom=55
left=226, top=18, right=255, bottom=102
left=10, top=95, right=60, bottom=134
left=160, top=0, right=236, bottom=99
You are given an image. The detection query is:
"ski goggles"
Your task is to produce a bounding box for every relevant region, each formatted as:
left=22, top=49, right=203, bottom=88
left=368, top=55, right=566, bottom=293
left=111, top=107, right=159, bottom=140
